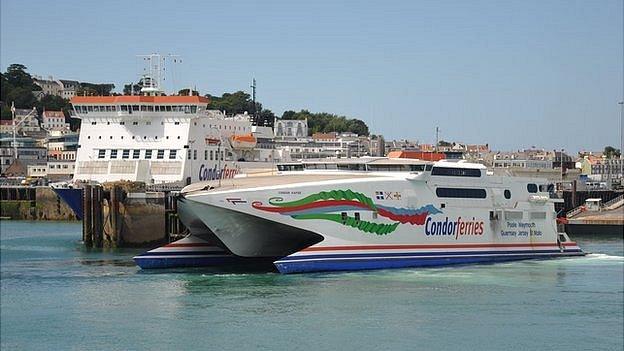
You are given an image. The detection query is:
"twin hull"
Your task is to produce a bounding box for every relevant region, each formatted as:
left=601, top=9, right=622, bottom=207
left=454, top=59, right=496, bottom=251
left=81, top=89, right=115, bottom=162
left=140, top=174, right=584, bottom=273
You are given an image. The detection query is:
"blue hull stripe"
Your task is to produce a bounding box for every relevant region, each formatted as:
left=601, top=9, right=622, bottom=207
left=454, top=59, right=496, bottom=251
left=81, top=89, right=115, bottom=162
left=275, top=251, right=584, bottom=274
left=277, top=249, right=581, bottom=261
left=135, top=250, right=227, bottom=257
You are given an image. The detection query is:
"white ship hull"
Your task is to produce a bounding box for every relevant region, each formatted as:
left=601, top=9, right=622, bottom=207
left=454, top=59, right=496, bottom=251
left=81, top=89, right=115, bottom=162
left=170, top=163, right=584, bottom=273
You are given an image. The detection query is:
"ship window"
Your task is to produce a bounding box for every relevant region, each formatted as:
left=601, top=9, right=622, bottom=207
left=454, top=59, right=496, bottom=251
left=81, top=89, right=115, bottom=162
left=98, top=150, right=106, bottom=159
left=119, top=121, right=125, bottom=125
left=91, top=122, right=96, bottom=125
left=132, top=105, right=139, bottom=111
left=94, top=106, right=100, bottom=112
left=204, top=150, right=208, bottom=160
left=133, top=121, right=138, bottom=125
left=354, top=212, right=360, bottom=222
left=166, top=106, right=172, bottom=112
left=147, top=105, right=154, bottom=112
left=425, top=164, right=433, bottom=171
left=527, top=184, right=538, bottom=193
left=504, top=190, right=511, bottom=199
left=191, top=106, right=197, bottom=113
left=436, top=187, right=487, bottom=199
left=341, top=212, right=348, bottom=223
left=505, top=211, right=523, bottom=220
left=157, top=150, right=165, bottom=159
left=431, top=167, right=481, bottom=177
left=187, top=150, right=191, bottom=160
left=193, top=150, right=197, bottom=160
left=110, top=150, right=118, bottom=158
left=530, top=212, right=546, bottom=219
left=121, top=105, right=128, bottom=111
left=210, top=150, right=214, bottom=160
left=175, top=122, right=180, bottom=125
left=220, top=151, right=224, bottom=161
left=172, top=106, right=179, bottom=112
left=146, top=121, right=151, bottom=125
left=133, top=150, right=140, bottom=159
left=155, top=106, right=160, bottom=112
left=122, top=149, right=130, bottom=159
left=145, top=150, right=152, bottom=159
left=169, top=150, right=177, bottom=159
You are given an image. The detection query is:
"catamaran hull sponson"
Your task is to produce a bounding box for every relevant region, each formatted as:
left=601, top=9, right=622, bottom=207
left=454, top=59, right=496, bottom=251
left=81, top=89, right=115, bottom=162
left=178, top=196, right=324, bottom=258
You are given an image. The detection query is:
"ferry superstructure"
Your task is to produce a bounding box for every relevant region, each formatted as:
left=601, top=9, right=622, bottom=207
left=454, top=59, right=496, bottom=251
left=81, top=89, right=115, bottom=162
left=134, top=159, right=585, bottom=273
left=71, top=95, right=279, bottom=185
left=69, top=54, right=284, bottom=187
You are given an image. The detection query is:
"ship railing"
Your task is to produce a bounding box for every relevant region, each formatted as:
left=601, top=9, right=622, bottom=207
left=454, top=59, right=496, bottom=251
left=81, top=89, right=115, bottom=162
left=566, top=205, right=585, bottom=219
left=604, top=194, right=624, bottom=210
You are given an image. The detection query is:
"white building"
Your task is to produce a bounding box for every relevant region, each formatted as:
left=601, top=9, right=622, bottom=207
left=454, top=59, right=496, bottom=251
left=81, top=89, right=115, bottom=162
left=274, top=119, right=307, bottom=139
left=42, top=110, right=70, bottom=131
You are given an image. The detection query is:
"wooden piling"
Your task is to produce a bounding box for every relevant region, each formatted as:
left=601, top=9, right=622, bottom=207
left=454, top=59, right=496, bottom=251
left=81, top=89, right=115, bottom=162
left=83, top=185, right=93, bottom=248
left=111, top=185, right=121, bottom=247
left=92, top=186, right=103, bottom=248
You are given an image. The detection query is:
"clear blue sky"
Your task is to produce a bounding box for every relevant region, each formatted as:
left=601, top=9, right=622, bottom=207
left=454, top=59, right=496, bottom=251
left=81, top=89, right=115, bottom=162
left=1, top=0, right=622, bottom=153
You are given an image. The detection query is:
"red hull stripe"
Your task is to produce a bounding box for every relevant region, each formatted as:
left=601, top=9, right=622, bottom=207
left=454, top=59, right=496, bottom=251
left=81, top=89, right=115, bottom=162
left=301, top=242, right=578, bottom=252
left=252, top=199, right=371, bottom=213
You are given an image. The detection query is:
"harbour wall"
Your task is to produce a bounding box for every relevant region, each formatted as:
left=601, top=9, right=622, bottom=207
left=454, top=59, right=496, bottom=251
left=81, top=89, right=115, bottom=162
left=0, top=186, right=77, bottom=220
left=81, top=183, right=183, bottom=249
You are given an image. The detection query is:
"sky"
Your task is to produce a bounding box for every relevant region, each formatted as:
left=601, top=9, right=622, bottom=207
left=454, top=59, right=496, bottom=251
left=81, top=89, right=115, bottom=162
left=1, top=0, right=622, bottom=153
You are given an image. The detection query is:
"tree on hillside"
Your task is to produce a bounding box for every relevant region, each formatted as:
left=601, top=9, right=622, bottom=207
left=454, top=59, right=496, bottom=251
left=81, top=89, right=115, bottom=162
left=77, top=83, right=114, bottom=96
left=604, top=146, right=621, bottom=158
left=178, top=88, right=199, bottom=96
left=0, top=64, right=41, bottom=119
left=279, top=109, right=369, bottom=136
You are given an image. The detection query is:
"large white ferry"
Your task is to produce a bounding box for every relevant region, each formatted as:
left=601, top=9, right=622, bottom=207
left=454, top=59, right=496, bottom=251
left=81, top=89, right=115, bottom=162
left=70, top=54, right=284, bottom=187
left=54, top=55, right=286, bottom=218
left=134, top=158, right=585, bottom=273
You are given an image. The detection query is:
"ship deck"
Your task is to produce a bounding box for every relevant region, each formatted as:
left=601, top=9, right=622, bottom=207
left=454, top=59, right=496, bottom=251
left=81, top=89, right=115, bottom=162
left=182, top=172, right=386, bottom=193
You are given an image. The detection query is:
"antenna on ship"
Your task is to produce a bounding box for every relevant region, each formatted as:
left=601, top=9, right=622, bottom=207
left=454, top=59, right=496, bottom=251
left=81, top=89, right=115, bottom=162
left=137, top=53, right=164, bottom=96
left=136, top=53, right=181, bottom=96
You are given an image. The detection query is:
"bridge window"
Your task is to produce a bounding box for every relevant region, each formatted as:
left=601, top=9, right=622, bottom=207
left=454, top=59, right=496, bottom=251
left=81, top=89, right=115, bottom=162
left=98, top=150, right=106, bottom=159
left=431, top=167, right=481, bottom=177
left=527, top=184, right=538, bottom=193
left=133, top=150, right=140, bottom=159
left=504, top=190, right=511, bottom=199
left=145, top=150, right=153, bottom=159
left=169, top=150, right=177, bottom=159
left=157, top=150, right=165, bottom=159
left=122, top=149, right=130, bottom=159
left=436, top=187, right=487, bottom=199
left=110, top=150, right=118, bottom=159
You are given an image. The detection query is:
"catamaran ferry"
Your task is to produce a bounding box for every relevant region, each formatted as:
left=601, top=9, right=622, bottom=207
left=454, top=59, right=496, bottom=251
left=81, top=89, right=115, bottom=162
left=134, top=158, right=585, bottom=273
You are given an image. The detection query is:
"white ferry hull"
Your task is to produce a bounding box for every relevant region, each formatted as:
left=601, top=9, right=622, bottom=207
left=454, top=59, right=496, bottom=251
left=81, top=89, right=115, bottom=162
left=179, top=171, right=585, bottom=274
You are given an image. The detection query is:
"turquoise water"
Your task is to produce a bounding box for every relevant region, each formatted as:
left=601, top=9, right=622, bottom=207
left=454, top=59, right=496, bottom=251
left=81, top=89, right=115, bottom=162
left=1, top=221, right=622, bottom=351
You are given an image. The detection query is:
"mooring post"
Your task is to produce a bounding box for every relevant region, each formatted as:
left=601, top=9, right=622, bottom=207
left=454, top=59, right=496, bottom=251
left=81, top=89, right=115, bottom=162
left=111, top=185, right=121, bottom=247
left=83, top=185, right=93, bottom=248
left=91, top=186, right=101, bottom=248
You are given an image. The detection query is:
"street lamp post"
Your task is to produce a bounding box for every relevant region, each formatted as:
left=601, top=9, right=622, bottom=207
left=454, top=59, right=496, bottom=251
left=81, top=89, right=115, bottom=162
left=619, top=101, right=623, bottom=180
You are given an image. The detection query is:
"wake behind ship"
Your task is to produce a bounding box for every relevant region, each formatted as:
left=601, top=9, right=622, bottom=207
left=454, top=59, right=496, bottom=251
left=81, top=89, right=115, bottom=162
left=134, top=159, right=585, bottom=273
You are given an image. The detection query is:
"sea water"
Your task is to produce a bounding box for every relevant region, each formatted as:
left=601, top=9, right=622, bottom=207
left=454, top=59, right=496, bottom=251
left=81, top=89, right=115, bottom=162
left=1, top=221, right=622, bottom=350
